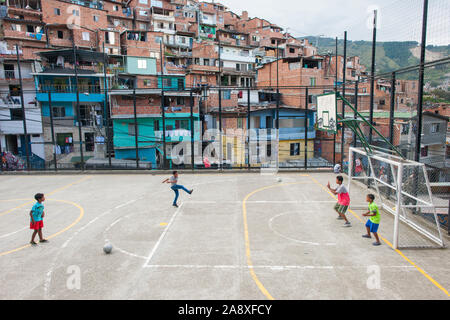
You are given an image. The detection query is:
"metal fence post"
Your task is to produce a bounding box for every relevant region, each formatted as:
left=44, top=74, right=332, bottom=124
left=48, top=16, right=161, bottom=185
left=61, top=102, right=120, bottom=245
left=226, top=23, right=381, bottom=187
left=247, top=87, right=251, bottom=171
left=341, top=31, right=347, bottom=168
left=368, top=10, right=378, bottom=145
left=133, top=89, right=139, bottom=169
left=48, top=91, right=57, bottom=171
left=190, top=89, right=194, bottom=170
left=73, top=45, right=85, bottom=171
left=16, top=45, right=30, bottom=171
left=304, top=87, right=308, bottom=170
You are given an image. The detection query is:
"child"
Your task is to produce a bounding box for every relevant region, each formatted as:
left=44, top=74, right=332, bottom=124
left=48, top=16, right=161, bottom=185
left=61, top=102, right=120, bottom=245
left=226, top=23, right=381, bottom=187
left=362, top=194, right=381, bottom=246
left=162, top=171, right=193, bottom=208
left=327, top=175, right=351, bottom=227
left=30, top=193, right=48, bottom=245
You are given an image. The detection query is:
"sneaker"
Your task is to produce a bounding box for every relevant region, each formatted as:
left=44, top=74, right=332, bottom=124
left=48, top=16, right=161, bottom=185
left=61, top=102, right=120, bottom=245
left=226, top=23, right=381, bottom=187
left=173, top=204, right=178, bottom=208
left=30, top=241, right=37, bottom=246
left=189, top=189, right=194, bottom=195
left=343, top=222, right=352, bottom=227
left=373, top=242, right=382, bottom=246
left=362, top=235, right=371, bottom=239
left=39, top=239, right=48, bottom=243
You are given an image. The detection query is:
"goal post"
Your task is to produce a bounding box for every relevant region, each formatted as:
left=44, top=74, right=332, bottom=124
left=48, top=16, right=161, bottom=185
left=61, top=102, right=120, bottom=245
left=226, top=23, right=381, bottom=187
left=348, top=146, right=444, bottom=249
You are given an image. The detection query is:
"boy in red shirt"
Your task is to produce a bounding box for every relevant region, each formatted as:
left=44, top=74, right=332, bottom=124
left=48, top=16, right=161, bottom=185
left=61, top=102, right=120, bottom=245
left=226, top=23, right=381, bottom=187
left=327, top=176, right=351, bottom=227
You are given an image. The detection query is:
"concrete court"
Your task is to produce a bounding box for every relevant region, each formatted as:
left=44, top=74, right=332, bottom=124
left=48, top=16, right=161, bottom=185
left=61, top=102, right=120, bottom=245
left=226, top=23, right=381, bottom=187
left=0, top=172, right=449, bottom=300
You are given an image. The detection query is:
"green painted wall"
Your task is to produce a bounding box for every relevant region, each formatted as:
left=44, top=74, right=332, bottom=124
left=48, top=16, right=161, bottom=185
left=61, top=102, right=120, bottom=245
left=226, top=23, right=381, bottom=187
left=125, top=57, right=157, bottom=75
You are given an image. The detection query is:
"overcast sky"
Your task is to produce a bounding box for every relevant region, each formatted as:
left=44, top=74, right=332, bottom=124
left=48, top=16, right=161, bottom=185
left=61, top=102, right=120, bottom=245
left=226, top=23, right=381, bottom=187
left=219, top=0, right=450, bottom=45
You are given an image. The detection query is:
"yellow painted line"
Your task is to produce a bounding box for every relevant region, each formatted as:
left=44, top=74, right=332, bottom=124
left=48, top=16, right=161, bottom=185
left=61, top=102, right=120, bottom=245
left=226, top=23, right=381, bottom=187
left=0, top=176, right=91, bottom=217
left=309, top=176, right=450, bottom=298
left=0, top=200, right=34, bottom=217
left=160, top=223, right=168, bottom=226
left=243, top=181, right=306, bottom=300
left=0, top=199, right=84, bottom=257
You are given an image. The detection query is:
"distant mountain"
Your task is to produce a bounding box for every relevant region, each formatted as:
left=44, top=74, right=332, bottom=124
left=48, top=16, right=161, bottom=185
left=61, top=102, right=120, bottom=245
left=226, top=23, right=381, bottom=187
left=300, top=37, right=450, bottom=87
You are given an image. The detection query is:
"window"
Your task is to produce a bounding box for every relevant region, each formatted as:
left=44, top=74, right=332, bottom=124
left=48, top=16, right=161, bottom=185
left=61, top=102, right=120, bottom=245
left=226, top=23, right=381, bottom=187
left=27, top=25, right=35, bottom=33
left=163, top=78, right=171, bottom=87
left=421, top=146, right=428, bottom=157
left=54, top=8, right=61, bottom=15
left=310, top=77, right=316, bottom=86
left=128, top=123, right=137, bottom=135
left=431, top=123, right=440, bottom=133
left=52, top=106, right=66, bottom=118
left=222, top=90, right=231, bottom=100
left=176, top=97, right=185, bottom=105
left=139, top=0, right=148, bottom=3
left=113, top=5, right=119, bottom=11
left=289, top=48, right=295, bottom=53
left=137, top=59, right=147, bottom=69
left=93, top=15, right=99, bottom=22
left=57, top=30, right=64, bottom=39
left=175, top=120, right=189, bottom=130
left=73, top=9, right=79, bottom=16
left=379, top=99, right=385, bottom=106
left=10, top=108, right=23, bottom=121
left=290, top=143, right=300, bottom=156
left=267, top=143, right=272, bottom=157
left=154, top=120, right=160, bottom=131
left=82, top=32, right=90, bottom=41
left=143, top=79, right=152, bottom=87
left=204, top=59, right=210, bottom=66
left=11, top=24, right=21, bottom=31
left=237, top=118, right=243, bottom=129
left=155, top=36, right=162, bottom=43
left=236, top=63, right=240, bottom=71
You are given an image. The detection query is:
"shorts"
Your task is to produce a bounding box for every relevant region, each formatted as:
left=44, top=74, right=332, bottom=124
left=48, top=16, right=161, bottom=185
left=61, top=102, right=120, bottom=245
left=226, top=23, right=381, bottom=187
left=366, top=220, right=379, bottom=233
left=334, top=203, right=348, bottom=214
left=30, top=220, right=44, bottom=230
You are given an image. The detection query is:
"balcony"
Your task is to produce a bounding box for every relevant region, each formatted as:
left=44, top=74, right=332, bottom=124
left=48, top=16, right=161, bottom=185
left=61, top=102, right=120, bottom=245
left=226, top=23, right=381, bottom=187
left=152, top=13, right=175, bottom=22
left=186, top=65, right=219, bottom=73
left=36, top=84, right=105, bottom=103
left=250, top=127, right=316, bottom=141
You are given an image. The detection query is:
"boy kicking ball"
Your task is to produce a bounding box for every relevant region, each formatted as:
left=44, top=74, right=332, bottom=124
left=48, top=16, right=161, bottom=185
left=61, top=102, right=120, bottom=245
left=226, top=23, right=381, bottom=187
left=362, top=194, right=382, bottom=246
left=163, top=171, right=193, bottom=208
left=30, top=193, right=48, bottom=245
left=327, top=175, right=351, bottom=227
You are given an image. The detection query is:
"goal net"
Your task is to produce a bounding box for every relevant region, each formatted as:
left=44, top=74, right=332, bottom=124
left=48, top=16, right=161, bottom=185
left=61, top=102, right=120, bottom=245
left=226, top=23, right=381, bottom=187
left=348, top=146, right=445, bottom=249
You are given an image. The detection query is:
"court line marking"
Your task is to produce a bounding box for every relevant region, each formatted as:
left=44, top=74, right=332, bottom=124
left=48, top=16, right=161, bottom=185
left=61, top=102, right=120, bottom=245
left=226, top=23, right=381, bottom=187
left=0, top=176, right=91, bottom=217
left=0, top=227, right=27, bottom=239
left=143, top=203, right=184, bottom=268
left=243, top=181, right=308, bottom=300
left=268, top=211, right=336, bottom=246
left=144, top=264, right=415, bottom=270
left=308, top=176, right=450, bottom=298
left=187, top=200, right=335, bottom=204
left=0, top=199, right=84, bottom=257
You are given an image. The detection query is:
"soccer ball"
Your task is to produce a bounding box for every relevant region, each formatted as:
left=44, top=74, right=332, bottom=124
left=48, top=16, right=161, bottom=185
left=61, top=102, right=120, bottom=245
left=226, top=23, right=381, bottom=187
left=103, top=243, right=113, bottom=254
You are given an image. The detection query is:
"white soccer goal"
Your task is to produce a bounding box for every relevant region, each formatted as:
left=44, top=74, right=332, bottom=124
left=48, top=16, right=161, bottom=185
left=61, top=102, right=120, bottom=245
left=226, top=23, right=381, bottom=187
left=348, top=146, right=444, bottom=249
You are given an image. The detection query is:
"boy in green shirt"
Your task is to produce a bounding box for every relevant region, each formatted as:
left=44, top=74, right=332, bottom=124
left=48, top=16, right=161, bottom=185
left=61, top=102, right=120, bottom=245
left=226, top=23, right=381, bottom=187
left=362, top=194, right=381, bottom=246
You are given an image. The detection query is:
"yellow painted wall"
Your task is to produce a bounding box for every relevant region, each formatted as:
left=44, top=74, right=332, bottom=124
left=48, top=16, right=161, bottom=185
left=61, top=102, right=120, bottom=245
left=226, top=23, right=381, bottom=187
left=279, top=139, right=314, bottom=162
